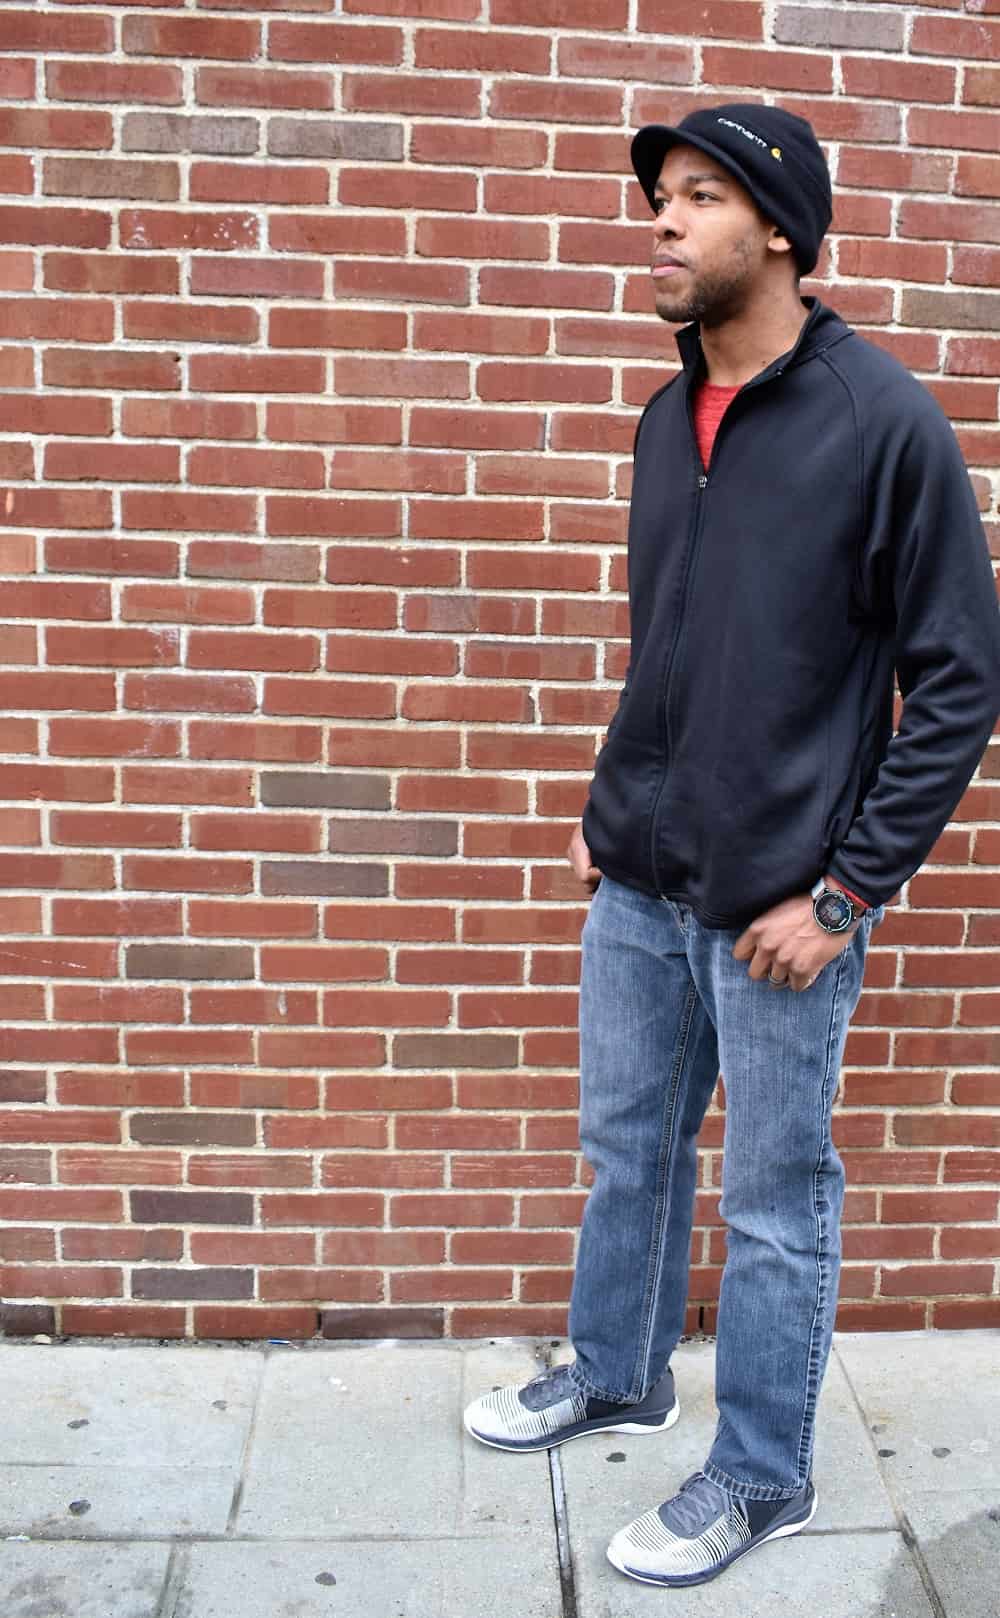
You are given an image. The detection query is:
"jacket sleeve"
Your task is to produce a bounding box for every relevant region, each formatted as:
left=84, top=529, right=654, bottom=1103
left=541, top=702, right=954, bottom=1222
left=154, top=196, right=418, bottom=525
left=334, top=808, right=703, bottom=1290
left=826, top=395, right=1000, bottom=909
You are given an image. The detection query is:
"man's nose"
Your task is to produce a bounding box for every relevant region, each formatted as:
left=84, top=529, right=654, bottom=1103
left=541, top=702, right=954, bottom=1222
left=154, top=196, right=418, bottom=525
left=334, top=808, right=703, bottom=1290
left=653, top=200, right=683, bottom=238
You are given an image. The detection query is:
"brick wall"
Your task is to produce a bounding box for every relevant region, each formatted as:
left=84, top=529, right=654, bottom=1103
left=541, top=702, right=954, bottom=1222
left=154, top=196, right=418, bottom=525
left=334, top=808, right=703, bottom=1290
left=1, top=1, right=998, bottom=1343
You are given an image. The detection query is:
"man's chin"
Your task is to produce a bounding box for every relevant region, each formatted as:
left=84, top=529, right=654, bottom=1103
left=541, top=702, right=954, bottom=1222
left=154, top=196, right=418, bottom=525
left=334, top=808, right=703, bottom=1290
left=654, top=297, right=696, bottom=325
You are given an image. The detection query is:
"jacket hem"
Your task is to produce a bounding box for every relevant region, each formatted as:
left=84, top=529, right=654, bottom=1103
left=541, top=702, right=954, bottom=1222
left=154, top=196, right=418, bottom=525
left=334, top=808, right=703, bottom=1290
left=593, top=863, right=756, bottom=931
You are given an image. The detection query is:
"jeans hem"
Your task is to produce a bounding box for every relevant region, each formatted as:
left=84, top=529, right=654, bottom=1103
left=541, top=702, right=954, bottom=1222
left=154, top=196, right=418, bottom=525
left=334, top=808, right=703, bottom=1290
left=566, top=1359, right=636, bottom=1406
left=701, top=1458, right=803, bottom=1504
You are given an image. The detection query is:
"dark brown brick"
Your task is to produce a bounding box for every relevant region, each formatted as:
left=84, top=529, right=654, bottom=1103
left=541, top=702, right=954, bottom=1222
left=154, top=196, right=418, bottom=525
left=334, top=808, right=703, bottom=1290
left=268, top=118, right=403, bottom=161
left=130, top=1189, right=254, bottom=1225
left=0, top=1070, right=47, bottom=1104
left=122, top=113, right=259, bottom=155
left=775, top=4, right=902, bottom=50
left=0, top=1149, right=51, bottom=1184
left=261, top=860, right=388, bottom=896
left=0, top=1302, right=56, bottom=1336
left=260, top=770, right=389, bottom=809
left=132, top=1266, right=253, bottom=1300
left=321, top=1305, right=443, bottom=1339
left=327, top=818, right=458, bottom=856
left=394, top=1033, right=519, bottom=1069
left=901, top=288, right=1000, bottom=331
left=126, top=944, right=254, bottom=979
left=129, top=1113, right=256, bottom=1147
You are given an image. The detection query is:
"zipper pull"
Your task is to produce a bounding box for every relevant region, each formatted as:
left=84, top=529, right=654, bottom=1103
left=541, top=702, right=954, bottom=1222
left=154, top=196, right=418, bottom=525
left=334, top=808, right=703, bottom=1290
left=698, top=474, right=708, bottom=489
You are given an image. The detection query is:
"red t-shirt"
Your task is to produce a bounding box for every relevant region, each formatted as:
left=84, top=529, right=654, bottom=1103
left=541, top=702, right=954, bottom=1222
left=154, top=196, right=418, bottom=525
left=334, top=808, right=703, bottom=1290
left=693, top=377, right=742, bottom=473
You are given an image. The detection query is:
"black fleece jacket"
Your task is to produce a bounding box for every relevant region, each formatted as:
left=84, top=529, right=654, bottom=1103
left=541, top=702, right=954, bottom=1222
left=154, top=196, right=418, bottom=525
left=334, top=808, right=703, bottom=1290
left=582, top=295, right=1000, bottom=928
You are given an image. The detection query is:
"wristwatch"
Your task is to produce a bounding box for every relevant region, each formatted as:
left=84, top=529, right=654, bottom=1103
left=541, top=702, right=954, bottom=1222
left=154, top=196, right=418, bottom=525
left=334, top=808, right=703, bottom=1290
left=810, top=876, right=867, bottom=934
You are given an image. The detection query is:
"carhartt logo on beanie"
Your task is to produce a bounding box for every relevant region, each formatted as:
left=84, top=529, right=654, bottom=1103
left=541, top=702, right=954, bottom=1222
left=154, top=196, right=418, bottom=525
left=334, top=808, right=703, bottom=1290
left=631, top=103, right=833, bottom=276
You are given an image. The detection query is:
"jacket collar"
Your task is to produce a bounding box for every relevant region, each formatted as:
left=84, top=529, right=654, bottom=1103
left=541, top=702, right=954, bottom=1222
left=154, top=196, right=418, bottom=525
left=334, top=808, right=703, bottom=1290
left=674, top=295, right=852, bottom=385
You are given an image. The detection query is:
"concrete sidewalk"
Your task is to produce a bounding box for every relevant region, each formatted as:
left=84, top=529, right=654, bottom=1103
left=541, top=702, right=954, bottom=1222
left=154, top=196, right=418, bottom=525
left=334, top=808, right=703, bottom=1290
left=0, top=1328, right=995, bottom=1618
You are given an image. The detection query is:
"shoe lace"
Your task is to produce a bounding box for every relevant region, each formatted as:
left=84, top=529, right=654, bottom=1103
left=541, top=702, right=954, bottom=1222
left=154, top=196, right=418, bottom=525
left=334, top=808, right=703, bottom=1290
left=664, top=1472, right=728, bottom=1536
left=526, top=1366, right=567, bottom=1397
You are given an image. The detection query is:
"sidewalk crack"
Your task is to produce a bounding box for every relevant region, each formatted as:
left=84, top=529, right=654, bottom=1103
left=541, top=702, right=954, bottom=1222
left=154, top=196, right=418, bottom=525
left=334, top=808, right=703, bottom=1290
left=832, top=1342, right=949, bottom=1618
left=548, top=1445, right=578, bottom=1618
left=542, top=1343, right=578, bottom=1618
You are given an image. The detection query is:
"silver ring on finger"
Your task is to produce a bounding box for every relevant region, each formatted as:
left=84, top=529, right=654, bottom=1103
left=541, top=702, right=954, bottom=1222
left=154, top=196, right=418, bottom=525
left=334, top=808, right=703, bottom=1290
left=767, top=971, right=787, bottom=987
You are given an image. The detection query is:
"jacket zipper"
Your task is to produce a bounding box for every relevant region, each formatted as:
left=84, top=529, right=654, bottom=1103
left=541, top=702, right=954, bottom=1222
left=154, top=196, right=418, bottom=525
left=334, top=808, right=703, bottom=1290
left=647, top=359, right=786, bottom=898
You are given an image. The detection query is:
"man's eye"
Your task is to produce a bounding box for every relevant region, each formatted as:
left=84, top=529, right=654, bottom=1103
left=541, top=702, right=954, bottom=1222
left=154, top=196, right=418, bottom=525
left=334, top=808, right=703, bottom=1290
left=654, top=192, right=717, bottom=209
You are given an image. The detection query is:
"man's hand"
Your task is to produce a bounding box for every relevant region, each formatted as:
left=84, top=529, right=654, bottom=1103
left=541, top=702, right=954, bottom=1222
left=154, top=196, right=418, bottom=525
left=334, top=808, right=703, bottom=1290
left=568, top=822, right=602, bottom=891
left=732, top=891, right=859, bottom=992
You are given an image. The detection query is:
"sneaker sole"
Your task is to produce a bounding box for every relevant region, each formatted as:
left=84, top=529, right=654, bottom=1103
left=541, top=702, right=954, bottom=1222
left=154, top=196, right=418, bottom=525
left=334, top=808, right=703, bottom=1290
left=464, top=1394, right=680, bottom=1453
left=606, top=1486, right=818, bottom=1587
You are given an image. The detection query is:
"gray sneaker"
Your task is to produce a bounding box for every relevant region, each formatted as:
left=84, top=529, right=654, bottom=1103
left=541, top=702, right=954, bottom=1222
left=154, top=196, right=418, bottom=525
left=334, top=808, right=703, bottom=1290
left=463, top=1361, right=679, bottom=1452
left=606, top=1468, right=818, bottom=1587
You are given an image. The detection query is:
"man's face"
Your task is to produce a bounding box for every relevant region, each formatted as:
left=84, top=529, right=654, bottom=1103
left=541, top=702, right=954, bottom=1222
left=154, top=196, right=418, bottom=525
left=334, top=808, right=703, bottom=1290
left=649, top=143, right=785, bottom=327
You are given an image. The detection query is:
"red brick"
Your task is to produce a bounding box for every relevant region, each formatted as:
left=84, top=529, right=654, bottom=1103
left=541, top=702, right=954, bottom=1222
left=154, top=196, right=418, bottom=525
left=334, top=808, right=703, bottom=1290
left=834, top=1300, right=927, bottom=1331
left=638, top=0, right=763, bottom=41
left=390, top=1193, right=514, bottom=1227
left=910, top=106, right=1000, bottom=155
left=342, top=71, right=481, bottom=118
left=452, top=1153, right=575, bottom=1189
left=837, top=146, right=951, bottom=194
left=514, top=1191, right=587, bottom=1226
left=931, top=1298, right=1000, bottom=1329
left=910, top=14, right=1000, bottom=61
left=880, top=1263, right=994, bottom=1297
left=480, top=266, right=615, bottom=311
left=840, top=1070, right=947, bottom=1107
left=842, top=1226, right=934, bottom=1262
left=775, top=95, right=900, bottom=144
left=482, top=174, right=614, bottom=221
left=882, top=1190, right=998, bottom=1224
left=964, top=67, right=1000, bottom=109
left=943, top=1151, right=1000, bottom=1183
left=900, top=199, right=1000, bottom=246
left=704, top=46, right=832, bottom=92
left=559, top=35, right=692, bottom=82
left=451, top=1304, right=568, bottom=1335
left=940, top=1226, right=1000, bottom=1259
left=451, top=1230, right=574, bottom=1264
left=414, top=121, right=547, bottom=174
left=414, top=27, right=548, bottom=74
left=391, top=1268, right=513, bottom=1302
left=895, top=1113, right=1000, bottom=1148
left=842, top=56, right=955, bottom=104
left=838, top=238, right=946, bottom=284
left=491, top=0, right=628, bottom=27
left=951, top=1074, right=1000, bottom=1107
left=489, top=80, right=623, bottom=125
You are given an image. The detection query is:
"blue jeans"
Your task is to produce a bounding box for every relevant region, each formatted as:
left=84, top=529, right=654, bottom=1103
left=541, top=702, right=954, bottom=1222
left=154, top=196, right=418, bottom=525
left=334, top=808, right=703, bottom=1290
left=567, top=873, right=884, bottom=1502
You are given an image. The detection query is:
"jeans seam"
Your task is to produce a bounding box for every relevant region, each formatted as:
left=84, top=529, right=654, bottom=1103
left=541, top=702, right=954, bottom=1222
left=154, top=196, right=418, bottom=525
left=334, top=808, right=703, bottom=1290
left=630, top=978, right=699, bottom=1403
left=795, top=940, right=850, bottom=1486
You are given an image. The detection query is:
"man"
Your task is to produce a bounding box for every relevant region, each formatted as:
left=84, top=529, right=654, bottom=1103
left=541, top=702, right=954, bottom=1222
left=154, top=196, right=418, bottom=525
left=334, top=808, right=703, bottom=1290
left=463, top=103, right=1000, bottom=1589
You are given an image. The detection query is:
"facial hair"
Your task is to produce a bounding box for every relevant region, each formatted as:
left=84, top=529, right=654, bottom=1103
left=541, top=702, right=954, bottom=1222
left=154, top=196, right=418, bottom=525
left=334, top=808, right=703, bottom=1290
left=654, top=234, right=757, bottom=330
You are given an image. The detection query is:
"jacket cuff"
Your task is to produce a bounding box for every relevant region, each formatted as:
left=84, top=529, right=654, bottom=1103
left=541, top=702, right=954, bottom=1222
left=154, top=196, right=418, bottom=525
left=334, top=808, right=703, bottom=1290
left=825, top=868, right=874, bottom=910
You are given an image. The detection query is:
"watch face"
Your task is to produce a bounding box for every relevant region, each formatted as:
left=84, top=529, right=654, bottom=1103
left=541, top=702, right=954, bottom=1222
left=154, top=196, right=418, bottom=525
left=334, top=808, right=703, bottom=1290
left=815, top=890, right=852, bottom=931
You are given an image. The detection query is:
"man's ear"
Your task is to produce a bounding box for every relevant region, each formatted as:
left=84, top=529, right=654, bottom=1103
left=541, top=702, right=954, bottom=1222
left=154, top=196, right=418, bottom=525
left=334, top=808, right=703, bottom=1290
left=766, top=227, right=794, bottom=258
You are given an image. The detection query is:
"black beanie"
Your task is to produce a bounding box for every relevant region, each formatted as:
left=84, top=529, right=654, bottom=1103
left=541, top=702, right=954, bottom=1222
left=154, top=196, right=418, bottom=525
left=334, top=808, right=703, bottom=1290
left=631, top=103, right=833, bottom=276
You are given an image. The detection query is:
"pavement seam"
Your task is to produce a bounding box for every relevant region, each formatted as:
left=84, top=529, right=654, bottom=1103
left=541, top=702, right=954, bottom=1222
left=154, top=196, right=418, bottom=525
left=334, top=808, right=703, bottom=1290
left=224, top=1346, right=268, bottom=1536
left=548, top=1447, right=578, bottom=1618
left=831, top=1342, right=949, bottom=1618
left=152, top=1542, right=187, bottom=1618
left=538, top=1342, right=579, bottom=1618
